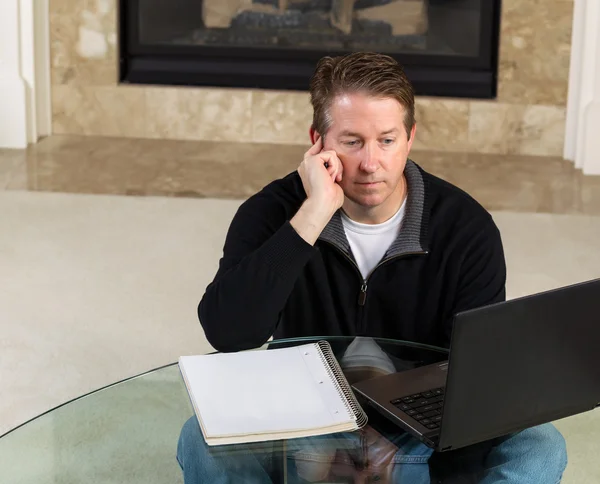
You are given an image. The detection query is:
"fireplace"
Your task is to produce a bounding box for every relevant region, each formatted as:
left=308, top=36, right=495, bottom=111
left=119, top=0, right=501, bottom=98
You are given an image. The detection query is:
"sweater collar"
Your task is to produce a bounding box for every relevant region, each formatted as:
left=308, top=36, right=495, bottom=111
left=318, top=159, right=428, bottom=259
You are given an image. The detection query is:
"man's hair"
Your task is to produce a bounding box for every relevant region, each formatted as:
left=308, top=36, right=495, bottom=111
left=309, top=52, right=415, bottom=140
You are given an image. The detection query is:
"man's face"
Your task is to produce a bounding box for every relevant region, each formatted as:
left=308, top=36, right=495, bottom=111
left=316, top=93, right=416, bottom=211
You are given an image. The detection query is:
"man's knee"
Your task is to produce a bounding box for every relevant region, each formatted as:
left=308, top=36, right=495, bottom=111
left=177, top=416, right=208, bottom=468
left=528, top=423, right=567, bottom=461
left=518, top=423, right=568, bottom=476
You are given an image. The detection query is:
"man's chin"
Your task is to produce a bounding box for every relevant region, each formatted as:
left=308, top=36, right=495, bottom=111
left=345, top=192, right=387, bottom=209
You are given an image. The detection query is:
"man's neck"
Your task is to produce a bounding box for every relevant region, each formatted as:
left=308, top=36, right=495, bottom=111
left=343, top=176, right=407, bottom=225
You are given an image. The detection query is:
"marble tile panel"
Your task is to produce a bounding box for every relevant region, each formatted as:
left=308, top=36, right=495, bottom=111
left=4, top=157, right=29, bottom=190
left=145, top=87, right=253, bottom=143
left=51, top=60, right=118, bottom=87
left=420, top=151, right=581, bottom=215
left=468, top=102, right=565, bottom=156
left=0, top=150, right=26, bottom=190
left=26, top=135, right=147, bottom=158
left=497, top=0, right=574, bottom=105
left=8, top=138, right=305, bottom=199
left=468, top=102, right=527, bottom=154
left=515, top=105, right=566, bottom=157
left=579, top=176, right=600, bottom=216
left=412, top=98, right=470, bottom=152
left=251, top=90, right=314, bottom=145
left=50, top=0, right=117, bottom=68
left=138, top=151, right=302, bottom=199
left=52, top=85, right=146, bottom=137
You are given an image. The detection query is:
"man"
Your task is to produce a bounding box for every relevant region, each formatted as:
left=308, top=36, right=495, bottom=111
left=177, top=53, right=567, bottom=483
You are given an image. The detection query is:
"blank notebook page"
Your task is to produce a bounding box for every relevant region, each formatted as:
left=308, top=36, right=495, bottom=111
left=179, top=344, right=352, bottom=438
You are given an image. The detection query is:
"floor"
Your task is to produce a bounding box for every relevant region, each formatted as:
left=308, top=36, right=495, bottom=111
left=2, top=135, right=600, bottom=215
left=1, top=135, right=600, bottom=483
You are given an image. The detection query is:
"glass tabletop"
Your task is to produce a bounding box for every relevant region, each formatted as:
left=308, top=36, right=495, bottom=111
left=0, top=336, right=447, bottom=484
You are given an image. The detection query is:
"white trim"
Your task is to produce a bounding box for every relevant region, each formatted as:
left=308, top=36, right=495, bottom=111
left=20, top=0, right=37, bottom=143
left=34, top=0, right=52, bottom=138
left=564, top=0, right=585, bottom=163
left=564, top=0, right=600, bottom=175
left=0, top=0, right=28, bottom=148
left=0, top=0, right=50, bottom=148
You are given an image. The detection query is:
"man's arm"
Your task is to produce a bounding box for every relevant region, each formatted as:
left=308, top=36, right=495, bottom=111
left=198, top=194, right=317, bottom=353
left=443, top=217, right=507, bottom=346
left=199, top=137, right=345, bottom=353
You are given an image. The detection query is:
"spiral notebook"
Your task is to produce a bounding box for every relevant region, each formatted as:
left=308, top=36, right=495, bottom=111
left=178, top=341, right=368, bottom=446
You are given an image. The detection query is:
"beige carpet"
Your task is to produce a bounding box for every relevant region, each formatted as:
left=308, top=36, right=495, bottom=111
left=1, top=190, right=599, bottom=482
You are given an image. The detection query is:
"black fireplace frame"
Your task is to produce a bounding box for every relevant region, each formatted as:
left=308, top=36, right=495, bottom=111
left=119, top=0, right=502, bottom=98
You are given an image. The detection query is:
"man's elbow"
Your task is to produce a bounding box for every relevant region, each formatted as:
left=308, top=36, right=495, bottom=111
left=197, top=301, right=270, bottom=353
left=203, top=327, right=269, bottom=354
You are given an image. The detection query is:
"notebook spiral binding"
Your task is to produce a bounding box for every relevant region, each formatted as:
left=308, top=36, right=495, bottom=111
left=317, top=340, right=369, bottom=429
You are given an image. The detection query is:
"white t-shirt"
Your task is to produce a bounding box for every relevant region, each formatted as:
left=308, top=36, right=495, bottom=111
left=341, top=200, right=407, bottom=280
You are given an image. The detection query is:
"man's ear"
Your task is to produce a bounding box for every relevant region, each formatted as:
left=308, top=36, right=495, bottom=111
left=409, top=123, right=417, bottom=141
left=406, top=123, right=417, bottom=154
left=309, top=126, right=321, bottom=145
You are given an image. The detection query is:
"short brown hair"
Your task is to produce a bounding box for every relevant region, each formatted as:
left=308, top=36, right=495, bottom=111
left=309, top=52, right=415, bottom=140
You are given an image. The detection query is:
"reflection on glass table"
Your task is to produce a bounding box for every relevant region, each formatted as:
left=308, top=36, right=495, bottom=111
left=0, top=336, right=448, bottom=484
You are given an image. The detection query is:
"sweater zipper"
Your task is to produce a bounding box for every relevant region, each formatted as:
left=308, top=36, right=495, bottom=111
left=355, top=250, right=429, bottom=335
left=319, top=241, right=428, bottom=306
left=358, top=250, right=429, bottom=306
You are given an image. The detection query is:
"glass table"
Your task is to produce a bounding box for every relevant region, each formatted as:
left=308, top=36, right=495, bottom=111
left=0, top=336, right=450, bottom=483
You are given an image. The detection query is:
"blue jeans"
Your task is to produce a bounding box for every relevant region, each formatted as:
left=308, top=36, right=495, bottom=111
left=176, top=416, right=567, bottom=483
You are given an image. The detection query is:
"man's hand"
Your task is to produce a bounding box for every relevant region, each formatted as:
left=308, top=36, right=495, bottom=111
left=291, top=137, right=345, bottom=245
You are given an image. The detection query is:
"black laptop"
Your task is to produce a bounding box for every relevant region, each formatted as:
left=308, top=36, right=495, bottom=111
left=352, top=278, right=600, bottom=452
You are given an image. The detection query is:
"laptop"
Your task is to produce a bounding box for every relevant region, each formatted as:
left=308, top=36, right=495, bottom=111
left=352, top=278, right=600, bottom=452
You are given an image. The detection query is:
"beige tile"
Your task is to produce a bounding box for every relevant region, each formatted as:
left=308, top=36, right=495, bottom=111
left=0, top=151, right=16, bottom=189
left=251, top=90, right=313, bottom=145
left=50, top=0, right=117, bottom=66
left=5, top=157, right=29, bottom=190
left=49, top=11, right=74, bottom=68
left=579, top=175, right=600, bottom=216
left=30, top=135, right=149, bottom=158
left=9, top=135, right=600, bottom=217
left=498, top=0, right=573, bottom=105
left=52, top=85, right=146, bottom=137
left=51, top=60, right=118, bottom=87
left=515, top=105, right=566, bottom=156
left=0, top=150, right=27, bottom=189
left=8, top=137, right=304, bottom=199
left=468, top=102, right=566, bottom=156
left=145, top=87, right=253, bottom=142
left=468, top=102, right=526, bottom=154
left=412, top=98, right=470, bottom=152
left=415, top=151, right=581, bottom=215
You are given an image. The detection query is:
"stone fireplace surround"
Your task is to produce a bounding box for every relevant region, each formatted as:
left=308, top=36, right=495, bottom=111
left=1, top=0, right=599, bottom=174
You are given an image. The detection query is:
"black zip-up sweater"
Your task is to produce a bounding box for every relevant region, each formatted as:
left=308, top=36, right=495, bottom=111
left=199, top=160, right=506, bottom=353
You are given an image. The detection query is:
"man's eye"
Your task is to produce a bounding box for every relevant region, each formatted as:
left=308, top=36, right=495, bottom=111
left=382, top=138, right=395, bottom=145
left=344, top=140, right=359, bottom=146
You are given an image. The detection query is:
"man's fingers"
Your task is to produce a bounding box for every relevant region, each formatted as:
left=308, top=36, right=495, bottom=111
left=302, top=146, right=343, bottom=183
left=335, top=159, right=343, bottom=182
left=305, top=137, right=323, bottom=157
left=320, top=151, right=341, bottom=177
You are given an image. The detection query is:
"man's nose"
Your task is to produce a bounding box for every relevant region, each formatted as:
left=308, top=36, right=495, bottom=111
left=359, top=144, right=379, bottom=173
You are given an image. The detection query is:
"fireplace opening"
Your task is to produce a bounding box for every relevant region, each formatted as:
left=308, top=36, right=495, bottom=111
left=119, top=0, right=501, bottom=98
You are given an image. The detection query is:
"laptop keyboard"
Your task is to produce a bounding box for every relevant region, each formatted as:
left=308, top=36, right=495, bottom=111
left=390, top=387, right=445, bottom=430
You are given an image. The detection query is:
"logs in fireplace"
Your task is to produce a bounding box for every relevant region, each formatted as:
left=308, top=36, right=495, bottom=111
left=120, top=0, right=501, bottom=98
